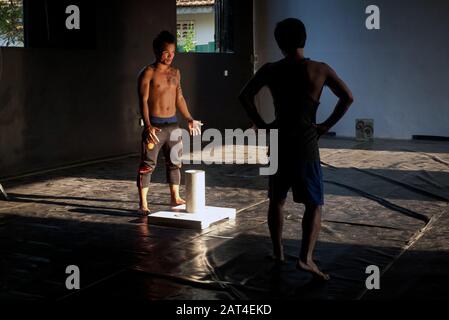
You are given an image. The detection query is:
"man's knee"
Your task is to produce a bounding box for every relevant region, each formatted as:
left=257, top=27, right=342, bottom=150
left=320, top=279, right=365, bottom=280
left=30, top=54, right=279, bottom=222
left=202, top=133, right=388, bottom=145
left=269, top=198, right=286, bottom=210
left=304, top=204, right=322, bottom=222
left=137, top=163, right=155, bottom=189
left=166, top=161, right=182, bottom=171
left=139, top=162, right=155, bottom=175
left=305, top=203, right=322, bottom=212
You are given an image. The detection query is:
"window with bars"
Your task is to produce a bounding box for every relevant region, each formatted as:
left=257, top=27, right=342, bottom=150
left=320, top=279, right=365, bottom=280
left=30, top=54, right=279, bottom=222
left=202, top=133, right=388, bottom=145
left=176, top=0, right=233, bottom=53
left=177, top=20, right=195, bottom=41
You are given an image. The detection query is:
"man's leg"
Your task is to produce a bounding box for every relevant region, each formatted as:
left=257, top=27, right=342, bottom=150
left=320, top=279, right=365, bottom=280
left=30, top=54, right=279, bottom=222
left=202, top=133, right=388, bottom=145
left=137, top=167, right=155, bottom=213
left=138, top=185, right=149, bottom=212
left=169, top=184, right=185, bottom=206
left=136, top=129, right=161, bottom=213
left=297, top=204, right=329, bottom=280
left=268, top=198, right=286, bottom=262
left=162, top=125, right=185, bottom=206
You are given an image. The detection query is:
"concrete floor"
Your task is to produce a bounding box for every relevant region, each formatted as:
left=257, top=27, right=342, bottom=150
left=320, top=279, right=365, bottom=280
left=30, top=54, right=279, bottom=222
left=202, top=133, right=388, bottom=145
left=1, top=137, right=449, bottom=300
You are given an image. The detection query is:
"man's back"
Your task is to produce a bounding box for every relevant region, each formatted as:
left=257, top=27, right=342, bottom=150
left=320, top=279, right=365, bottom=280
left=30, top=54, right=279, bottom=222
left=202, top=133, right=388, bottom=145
left=238, top=18, right=353, bottom=280
left=260, top=58, right=330, bottom=160
left=264, top=58, right=327, bottom=105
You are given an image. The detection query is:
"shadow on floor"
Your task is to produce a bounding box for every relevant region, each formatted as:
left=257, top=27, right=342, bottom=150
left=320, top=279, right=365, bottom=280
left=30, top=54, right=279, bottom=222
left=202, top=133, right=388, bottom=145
left=2, top=213, right=448, bottom=301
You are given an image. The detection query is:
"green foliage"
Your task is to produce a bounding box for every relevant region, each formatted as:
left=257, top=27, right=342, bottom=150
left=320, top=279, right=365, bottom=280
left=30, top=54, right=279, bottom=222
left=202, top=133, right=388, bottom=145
left=177, top=25, right=196, bottom=53
left=0, top=0, right=23, bottom=46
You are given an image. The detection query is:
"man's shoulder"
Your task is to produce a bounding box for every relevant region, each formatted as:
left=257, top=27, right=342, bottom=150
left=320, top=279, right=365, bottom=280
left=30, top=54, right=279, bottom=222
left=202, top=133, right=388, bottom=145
left=307, top=59, right=330, bottom=69
left=305, top=59, right=332, bottom=76
left=139, top=65, right=155, bottom=78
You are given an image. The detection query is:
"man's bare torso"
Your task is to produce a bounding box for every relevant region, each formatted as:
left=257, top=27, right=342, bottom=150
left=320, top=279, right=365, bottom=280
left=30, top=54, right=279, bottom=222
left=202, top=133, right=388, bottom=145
left=141, top=64, right=180, bottom=118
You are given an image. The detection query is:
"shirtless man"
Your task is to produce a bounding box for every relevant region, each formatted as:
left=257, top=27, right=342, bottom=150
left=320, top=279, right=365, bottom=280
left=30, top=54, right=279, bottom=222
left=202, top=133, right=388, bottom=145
left=137, top=31, right=202, bottom=214
left=239, top=18, right=354, bottom=280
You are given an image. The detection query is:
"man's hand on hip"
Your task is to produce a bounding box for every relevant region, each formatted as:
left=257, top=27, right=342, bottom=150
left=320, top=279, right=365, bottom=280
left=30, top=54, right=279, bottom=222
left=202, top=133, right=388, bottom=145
left=313, top=123, right=330, bottom=139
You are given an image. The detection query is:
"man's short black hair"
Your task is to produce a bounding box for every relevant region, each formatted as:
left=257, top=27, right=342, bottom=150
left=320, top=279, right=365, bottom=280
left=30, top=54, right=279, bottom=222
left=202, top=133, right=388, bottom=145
left=153, top=30, right=176, bottom=55
left=274, top=18, right=307, bottom=53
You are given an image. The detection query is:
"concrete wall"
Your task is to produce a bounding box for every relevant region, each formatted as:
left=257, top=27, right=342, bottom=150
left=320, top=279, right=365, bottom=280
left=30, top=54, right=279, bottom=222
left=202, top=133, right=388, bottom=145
left=178, top=12, right=215, bottom=45
left=254, top=0, right=449, bottom=139
left=0, top=0, right=253, bottom=178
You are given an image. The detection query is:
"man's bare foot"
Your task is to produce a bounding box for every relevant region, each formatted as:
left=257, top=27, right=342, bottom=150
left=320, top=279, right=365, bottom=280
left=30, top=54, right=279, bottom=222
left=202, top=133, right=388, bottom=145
left=297, top=259, right=330, bottom=281
left=137, top=207, right=151, bottom=215
left=170, top=198, right=186, bottom=207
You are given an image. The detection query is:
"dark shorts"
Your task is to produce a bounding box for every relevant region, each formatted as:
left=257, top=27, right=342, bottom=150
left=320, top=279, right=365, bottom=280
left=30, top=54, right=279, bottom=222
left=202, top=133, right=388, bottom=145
left=268, top=160, right=324, bottom=205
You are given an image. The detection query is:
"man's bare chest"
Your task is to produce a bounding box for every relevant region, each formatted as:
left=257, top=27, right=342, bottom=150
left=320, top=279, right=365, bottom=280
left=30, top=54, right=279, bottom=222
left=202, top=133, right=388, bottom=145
left=150, top=72, right=178, bottom=92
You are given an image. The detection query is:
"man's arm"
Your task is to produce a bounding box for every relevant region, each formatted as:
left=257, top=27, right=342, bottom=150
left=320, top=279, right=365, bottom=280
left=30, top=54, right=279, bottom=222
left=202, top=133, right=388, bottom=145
left=138, top=67, right=154, bottom=128
left=176, top=69, right=202, bottom=135
left=317, top=64, right=354, bottom=134
left=238, top=64, right=270, bottom=129
left=138, top=67, right=160, bottom=143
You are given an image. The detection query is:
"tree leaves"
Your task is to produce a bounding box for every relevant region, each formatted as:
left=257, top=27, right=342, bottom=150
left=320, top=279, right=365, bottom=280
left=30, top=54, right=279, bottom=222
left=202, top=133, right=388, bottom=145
left=0, top=0, right=24, bottom=47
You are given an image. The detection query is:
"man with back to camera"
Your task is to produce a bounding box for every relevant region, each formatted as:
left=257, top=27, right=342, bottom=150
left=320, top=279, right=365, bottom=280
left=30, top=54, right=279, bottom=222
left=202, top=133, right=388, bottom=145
left=239, top=18, right=354, bottom=280
left=137, top=31, right=203, bottom=215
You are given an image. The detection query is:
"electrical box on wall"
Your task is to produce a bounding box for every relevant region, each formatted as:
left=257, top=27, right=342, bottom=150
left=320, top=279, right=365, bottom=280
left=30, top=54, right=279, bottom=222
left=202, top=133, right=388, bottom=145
left=356, top=119, right=374, bottom=141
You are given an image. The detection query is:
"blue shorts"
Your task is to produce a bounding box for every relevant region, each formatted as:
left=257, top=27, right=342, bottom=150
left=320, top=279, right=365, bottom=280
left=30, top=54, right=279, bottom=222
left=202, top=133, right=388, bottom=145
left=150, top=115, right=178, bottom=125
left=268, top=160, right=324, bottom=205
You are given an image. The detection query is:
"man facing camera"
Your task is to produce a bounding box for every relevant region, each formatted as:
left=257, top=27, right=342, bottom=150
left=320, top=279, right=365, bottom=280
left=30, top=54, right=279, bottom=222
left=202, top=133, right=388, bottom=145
left=137, top=31, right=203, bottom=214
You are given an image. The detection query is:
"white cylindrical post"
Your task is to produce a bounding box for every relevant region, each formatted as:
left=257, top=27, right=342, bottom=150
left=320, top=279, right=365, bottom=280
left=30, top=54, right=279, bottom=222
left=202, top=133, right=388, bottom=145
left=185, top=170, right=206, bottom=213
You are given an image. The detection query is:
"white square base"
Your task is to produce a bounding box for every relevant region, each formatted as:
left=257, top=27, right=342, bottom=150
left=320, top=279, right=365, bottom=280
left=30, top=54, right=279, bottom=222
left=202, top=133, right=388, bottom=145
left=147, top=205, right=236, bottom=230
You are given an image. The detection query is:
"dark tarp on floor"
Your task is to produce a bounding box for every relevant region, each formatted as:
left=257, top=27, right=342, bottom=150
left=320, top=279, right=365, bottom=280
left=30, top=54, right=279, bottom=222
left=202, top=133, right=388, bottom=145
left=1, top=138, right=449, bottom=300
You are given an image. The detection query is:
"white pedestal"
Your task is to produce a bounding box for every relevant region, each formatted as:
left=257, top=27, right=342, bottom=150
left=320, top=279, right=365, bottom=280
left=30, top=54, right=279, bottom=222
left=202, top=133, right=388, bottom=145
left=147, top=205, right=236, bottom=230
